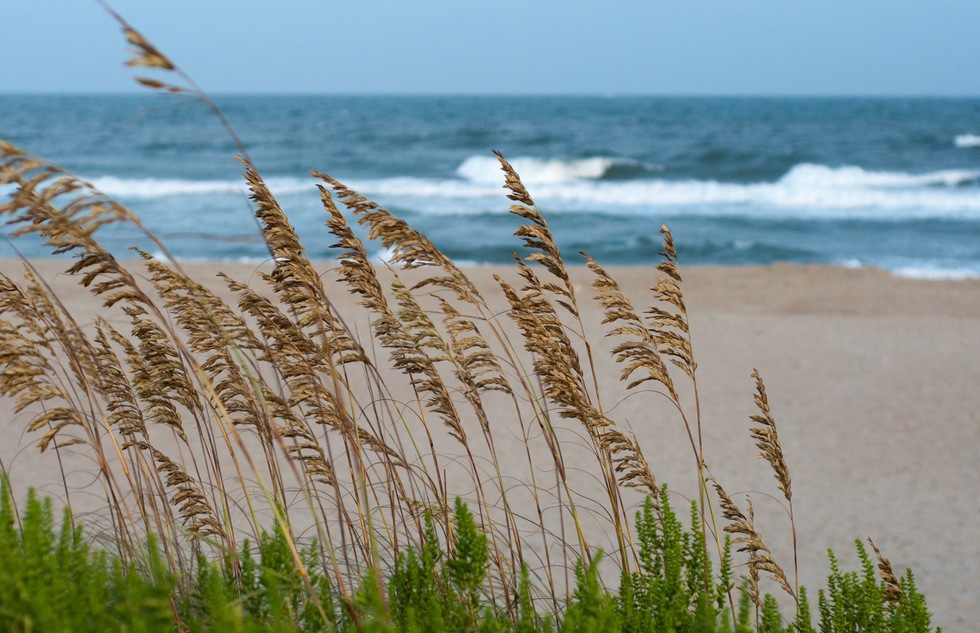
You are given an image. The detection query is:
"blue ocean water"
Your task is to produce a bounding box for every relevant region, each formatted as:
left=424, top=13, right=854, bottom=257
left=2, top=95, right=980, bottom=278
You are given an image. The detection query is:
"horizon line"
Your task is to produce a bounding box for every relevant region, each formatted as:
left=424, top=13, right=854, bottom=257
left=2, top=90, right=980, bottom=100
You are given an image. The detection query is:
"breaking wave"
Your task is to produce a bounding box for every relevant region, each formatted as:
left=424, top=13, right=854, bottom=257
left=954, top=134, right=980, bottom=148
left=66, top=161, right=980, bottom=222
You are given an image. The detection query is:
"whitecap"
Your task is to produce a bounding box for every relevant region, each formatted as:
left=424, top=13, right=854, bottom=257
left=890, top=265, right=980, bottom=281
left=776, top=163, right=980, bottom=189
left=345, top=167, right=980, bottom=221
left=16, top=162, right=980, bottom=224
left=87, top=176, right=314, bottom=199
left=455, top=155, right=649, bottom=185
left=954, top=134, right=980, bottom=148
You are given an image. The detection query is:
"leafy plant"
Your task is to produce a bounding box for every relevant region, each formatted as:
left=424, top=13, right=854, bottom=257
left=0, top=474, right=174, bottom=632
left=818, top=541, right=935, bottom=633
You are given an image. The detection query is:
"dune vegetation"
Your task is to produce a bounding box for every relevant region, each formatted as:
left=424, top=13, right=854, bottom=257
left=0, top=9, right=938, bottom=632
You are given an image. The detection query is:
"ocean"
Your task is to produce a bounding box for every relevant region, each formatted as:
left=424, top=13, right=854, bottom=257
left=2, top=94, right=979, bottom=278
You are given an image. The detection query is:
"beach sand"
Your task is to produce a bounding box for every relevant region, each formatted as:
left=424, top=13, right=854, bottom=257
left=0, top=257, right=977, bottom=629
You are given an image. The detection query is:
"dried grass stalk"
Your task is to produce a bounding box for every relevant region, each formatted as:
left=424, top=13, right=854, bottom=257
left=714, top=481, right=795, bottom=601
left=598, top=428, right=660, bottom=501
left=140, top=253, right=270, bottom=431
left=94, top=322, right=148, bottom=443
left=868, top=538, right=904, bottom=605
left=438, top=297, right=512, bottom=435
left=498, top=260, right=596, bottom=429
left=585, top=254, right=676, bottom=399
left=0, top=143, right=163, bottom=313
left=315, top=171, right=480, bottom=305
left=0, top=272, right=96, bottom=450
left=642, top=230, right=694, bottom=382
left=140, top=443, right=225, bottom=538
left=495, top=151, right=577, bottom=317
left=121, top=304, right=201, bottom=439
left=749, top=369, right=792, bottom=503
left=244, top=160, right=363, bottom=364
left=390, top=275, right=466, bottom=445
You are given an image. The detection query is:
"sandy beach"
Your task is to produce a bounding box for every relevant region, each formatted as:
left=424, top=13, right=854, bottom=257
left=0, top=257, right=977, bottom=629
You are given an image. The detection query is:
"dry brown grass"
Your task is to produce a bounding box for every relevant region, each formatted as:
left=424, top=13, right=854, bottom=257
left=0, top=14, right=864, bottom=625
left=0, top=135, right=811, bottom=619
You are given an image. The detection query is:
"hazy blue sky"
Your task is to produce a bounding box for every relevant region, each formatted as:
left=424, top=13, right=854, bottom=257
left=3, top=1, right=980, bottom=96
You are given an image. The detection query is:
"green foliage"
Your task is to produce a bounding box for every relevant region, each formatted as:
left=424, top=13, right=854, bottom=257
left=0, top=474, right=941, bottom=632
left=735, top=582, right=755, bottom=633
left=619, top=491, right=731, bottom=632
left=0, top=475, right=339, bottom=632
left=0, top=19, right=947, bottom=629
left=447, top=497, right=490, bottom=628
left=817, top=540, right=938, bottom=633
left=759, top=595, right=786, bottom=633
left=517, top=563, right=552, bottom=633
left=792, top=587, right=816, bottom=633
left=564, top=556, right=620, bottom=633
left=390, top=515, right=445, bottom=632
left=352, top=566, right=395, bottom=633
left=178, top=521, right=343, bottom=633
left=0, top=17, right=949, bottom=629
left=0, top=474, right=174, bottom=632
left=389, top=498, right=510, bottom=632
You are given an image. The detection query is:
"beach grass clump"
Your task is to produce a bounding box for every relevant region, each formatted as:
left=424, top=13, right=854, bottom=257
left=0, top=9, right=940, bottom=632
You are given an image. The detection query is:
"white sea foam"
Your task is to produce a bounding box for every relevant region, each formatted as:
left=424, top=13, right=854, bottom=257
left=777, top=163, right=980, bottom=189
left=372, top=245, right=397, bottom=265
left=148, top=250, right=273, bottom=266
left=355, top=163, right=980, bottom=219
left=455, top=155, right=655, bottom=184
left=831, top=258, right=980, bottom=280
left=351, top=177, right=500, bottom=200
left=88, top=176, right=313, bottom=198
left=890, top=265, right=980, bottom=281
left=72, top=162, right=980, bottom=222
left=954, top=134, right=980, bottom=148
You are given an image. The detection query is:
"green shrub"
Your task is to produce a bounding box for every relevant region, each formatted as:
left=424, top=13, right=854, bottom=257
left=0, top=473, right=940, bottom=632
left=818, top=541, right=935, bottom=633
left=0, top=474, right=174, bottom=632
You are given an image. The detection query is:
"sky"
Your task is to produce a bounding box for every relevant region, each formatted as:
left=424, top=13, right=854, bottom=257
left=2, top=1, right=980, bottom=96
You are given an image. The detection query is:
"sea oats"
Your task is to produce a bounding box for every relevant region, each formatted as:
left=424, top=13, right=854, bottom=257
left=390, top=275, right=466, bottom=445
left=94, top=322, right=147, bottom=442
left=141, top=443, right=224, bottom=537
left=244, top=159, right=362, bottom=365
left=315, top=170, right=481, bottom=305
left=140, top=253, right=273, bottom=433
left=498, top=261, right=596, bottom=429
left=495, top=151, right=578, bottom=318
left=714, top=480, right=795, bottom=601
left=0, top=15, right=943, bottom=625
left=0, top=144, right=155, bottom=312
left=749, top=369, right=792, bottom=503
left=869, top=538, right=904, bottom=605
left=585, top=253, right=676, bottom=398
left=598, top=427, right=660, bottom=500
left=122, top=305, right=200, bottom=439
left=646, top=227, right=696, bottom=380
